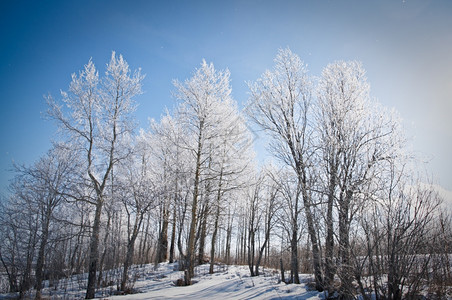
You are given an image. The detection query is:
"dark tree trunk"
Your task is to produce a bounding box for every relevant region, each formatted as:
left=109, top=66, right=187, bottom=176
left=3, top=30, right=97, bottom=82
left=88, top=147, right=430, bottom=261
left=120, top=214, right=143, bottom=292
left=0, top=251, right=18, bottom=293
left=20, top=230, right=36, bottom=299
left=280, top=258, right=285, bottom=283
left=338, top=190, right=352, bottom=299
left=247, top=190, right=256, bottom=277
left=156, top=207, right=169, bottom=263
left=169, top=208, right=177, bottom=263
left=198, top=203, right=208, bottom=265
left=86, top=200, right=103, bottom=299
left=254, top=234, right=269, bottom=277
left=242, top=219, right=247, bottom=265
left=177, top=193, right=187, bottom=261
left=184, top=125, right=203, bottom=285
left=140, top=213, right=151, bottom=264
left=225, top=210, right=233, bottom=265
left=209, top=203, right=221, bottom=274
left=97, top=211, right=111, bottom=287
left=290, top=227, right=300, bottom=284
left=247, top=227, right=256, bottom=277
left=255, top=207, right=272, bottom=277
left=209, top=170, right=223, bottom=273
left=35, top=210, right=51, bottom=299
left=301, top=183, right=323, bottom=291
left=324, top=163, right=337, bottom=292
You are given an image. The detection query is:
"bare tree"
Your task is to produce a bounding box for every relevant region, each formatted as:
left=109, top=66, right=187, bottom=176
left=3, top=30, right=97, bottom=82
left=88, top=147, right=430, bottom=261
left=0, top=178, right=40, bottom=298
left=246, top=166, right=279, bottom=277
left=358, top=166, right=443, bottom=299
left=14, top=145, right=80, bottom=299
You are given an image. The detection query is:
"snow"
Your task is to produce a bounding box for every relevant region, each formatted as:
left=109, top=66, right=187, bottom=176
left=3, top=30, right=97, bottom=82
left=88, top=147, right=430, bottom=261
left=106, top=263, right=322, bottom=300
left=0, top=262, right=323, bottom=299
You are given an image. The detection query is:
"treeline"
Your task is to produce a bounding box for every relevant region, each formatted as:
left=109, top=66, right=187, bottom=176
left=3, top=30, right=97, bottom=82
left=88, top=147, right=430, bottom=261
left=0, top=49, right=450, bottom=299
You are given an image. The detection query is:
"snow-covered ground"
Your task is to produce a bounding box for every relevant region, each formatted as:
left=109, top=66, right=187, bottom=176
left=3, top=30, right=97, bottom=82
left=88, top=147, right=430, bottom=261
left=1, top=263, right=323, bottom=299
left=110, top=263, right=322, bottom=300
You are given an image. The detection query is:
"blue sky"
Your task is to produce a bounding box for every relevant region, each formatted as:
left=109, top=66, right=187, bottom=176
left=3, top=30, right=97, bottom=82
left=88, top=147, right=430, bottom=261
left=1, top=0, right=451, bottom=196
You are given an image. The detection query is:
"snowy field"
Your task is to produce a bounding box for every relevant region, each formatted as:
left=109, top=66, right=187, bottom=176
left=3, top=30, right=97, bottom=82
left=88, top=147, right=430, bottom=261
left=110, top=263, right=322, bottom=300
left=0, top=263, right=323, bottom=299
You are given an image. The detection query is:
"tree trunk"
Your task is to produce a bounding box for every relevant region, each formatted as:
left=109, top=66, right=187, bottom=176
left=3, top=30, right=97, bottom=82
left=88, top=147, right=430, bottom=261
left=290, top=226, right=300, bottom=284
left=338, top=190, right=352, bottom=299
left=255, top=231, right=269, bottom=277
left=248, top=227, right=256, bottom=277
left=20, top=230, right=36, bottom=299
left=324, top=163, right=336, bottom=292
left=247, top=191, right=256, bottom=277
left=209, top=169, right=223, bottom=273
left=120, top=214, right=142, bottom=292
left=35, top=210, right=51, bottom=300
left=266, top=229, right=270, bottom=267
left=387, top=236, right=401, bottom=300
left=177, top=195, right=187, bottom=261
left=140, top=213, right=151, bottom=264
left=255, top=206, right=272, bottom=277
left=85, top=200, right=103, bottom=299
left=209, top=203, right=221, bottom=274
left=280, top=258, right=285, bottom=283
left=242, top=218, right=247, bottom=265
left=0, top=251, right=18, bottom=293
left=156, top=207, right=169, bottom=263
left=198, top=203, right=208, bottom=265
left=185, top=125, right=203, bottom=285
left=301, top=182, right=323, bottom=291
left=288, top=130, right=323, bottom=289
left=120, top=238, right=137, bottom=292
left=169, top=208, right=177, bottom=263
left=225, top=210, right=233, bottom=265
left=97, top=211, right=111, bottom=287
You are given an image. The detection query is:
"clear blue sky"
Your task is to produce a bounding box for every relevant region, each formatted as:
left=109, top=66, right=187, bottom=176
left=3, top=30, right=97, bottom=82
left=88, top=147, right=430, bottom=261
left=1, top=0, right=451, bottom=196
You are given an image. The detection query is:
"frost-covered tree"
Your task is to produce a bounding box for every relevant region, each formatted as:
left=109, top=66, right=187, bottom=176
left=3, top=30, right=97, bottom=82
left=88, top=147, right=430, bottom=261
left=356, top=158, right=444, bottom=299
left=316, top=61, right=404, bottom=297
left=116, top=132, right=157, bottom=292
left=46, top=52, right=144, bottom=298
left=172, top=59, right=252, bottom=285
left=205, top=98, right=254, bottom=274
left=148, top=113, right=191, bottom=265
left=246, top=164, right=280, bottom=277
left=23, top=145, right=79, bottom=299
left=0, top=183, right=39, bottom=297
left=247, top=48, right=322, bottom=288
left=0, top=144, right=79, bottom=298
